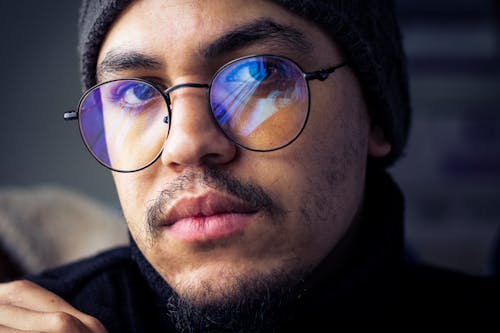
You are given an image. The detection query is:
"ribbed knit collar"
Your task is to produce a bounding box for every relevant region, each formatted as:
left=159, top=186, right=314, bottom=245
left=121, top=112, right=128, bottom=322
left=279, top=167, right=406, bottom=328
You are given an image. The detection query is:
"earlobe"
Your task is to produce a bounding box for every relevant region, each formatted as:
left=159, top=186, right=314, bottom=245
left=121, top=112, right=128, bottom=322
left=368, top=126, right=392, bottom=157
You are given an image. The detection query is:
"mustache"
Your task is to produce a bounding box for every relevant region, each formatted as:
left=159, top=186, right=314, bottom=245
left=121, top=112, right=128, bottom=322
left=146, top=168, right=282, bottom=238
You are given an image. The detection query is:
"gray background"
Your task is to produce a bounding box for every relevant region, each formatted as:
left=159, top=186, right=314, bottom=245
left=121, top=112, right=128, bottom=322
left=0, top=1, right=499, bottom=275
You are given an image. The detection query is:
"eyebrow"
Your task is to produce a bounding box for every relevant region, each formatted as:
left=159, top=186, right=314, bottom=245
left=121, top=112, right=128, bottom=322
left=97, top=50, right=163, bottom=82
left=202, top=18, right=312, bottom=58
left=96, top=18, right=312, bottom=81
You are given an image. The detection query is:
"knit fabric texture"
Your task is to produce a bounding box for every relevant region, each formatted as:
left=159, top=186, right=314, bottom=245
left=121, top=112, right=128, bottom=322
left=78, top=0, right=411, bottom=167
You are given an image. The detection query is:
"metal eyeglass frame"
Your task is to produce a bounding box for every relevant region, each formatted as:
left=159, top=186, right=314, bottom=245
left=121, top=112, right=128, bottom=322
left=64, top=54, right=348, bottom=172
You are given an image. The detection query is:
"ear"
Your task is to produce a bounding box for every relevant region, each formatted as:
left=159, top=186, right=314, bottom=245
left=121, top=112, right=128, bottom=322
left=368, top=126, right=391, bottom=158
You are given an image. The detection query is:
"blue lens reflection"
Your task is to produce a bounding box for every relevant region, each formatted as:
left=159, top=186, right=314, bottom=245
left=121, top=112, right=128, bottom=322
left=210, top=55, right=308, bottom=150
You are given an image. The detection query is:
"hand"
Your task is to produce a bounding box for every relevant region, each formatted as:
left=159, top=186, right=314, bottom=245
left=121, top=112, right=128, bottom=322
left=0, top=280, right=108, bottom=332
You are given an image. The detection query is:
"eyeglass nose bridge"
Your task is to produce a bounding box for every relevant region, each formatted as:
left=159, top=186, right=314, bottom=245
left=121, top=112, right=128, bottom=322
left=162, top=83, right=210, bottom=122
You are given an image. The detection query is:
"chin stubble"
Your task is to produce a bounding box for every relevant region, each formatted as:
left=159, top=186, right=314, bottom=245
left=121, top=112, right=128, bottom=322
left=165, top=267, right=309, bottom=333
left=143, top=128, right=361, bottom=331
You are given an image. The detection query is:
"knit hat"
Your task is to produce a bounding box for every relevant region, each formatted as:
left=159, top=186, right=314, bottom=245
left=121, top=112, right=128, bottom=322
left=78, top=0, right=411, bottom=167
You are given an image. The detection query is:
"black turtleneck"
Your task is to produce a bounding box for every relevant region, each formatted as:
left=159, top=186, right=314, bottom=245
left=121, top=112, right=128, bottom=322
left=27, top=170, right=499, bottom=331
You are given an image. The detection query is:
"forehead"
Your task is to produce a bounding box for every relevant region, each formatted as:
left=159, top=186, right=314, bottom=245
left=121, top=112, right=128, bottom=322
left=97, top=0, right=341, bottom=74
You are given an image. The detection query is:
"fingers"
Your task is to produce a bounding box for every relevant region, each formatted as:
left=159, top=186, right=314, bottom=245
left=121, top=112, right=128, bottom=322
left=0, top=280, right=68, bottom=312
left=0, top=324, right=40, bottom=333
left=0, top=304, right=45, bottom=331
left=0, top=304, right=88, bottom=332
left=0, top=281, right=108, bottom=333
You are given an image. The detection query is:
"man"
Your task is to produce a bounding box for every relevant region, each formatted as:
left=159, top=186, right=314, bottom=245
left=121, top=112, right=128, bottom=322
left=0, top=0, right=497, bottom=332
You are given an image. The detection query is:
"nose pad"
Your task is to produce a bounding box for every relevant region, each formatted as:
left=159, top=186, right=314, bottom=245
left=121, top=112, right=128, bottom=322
left=160, top=85, right=236, bottom=170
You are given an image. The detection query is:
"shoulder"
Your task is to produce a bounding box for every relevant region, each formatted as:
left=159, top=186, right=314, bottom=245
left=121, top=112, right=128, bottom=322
left=25, top=246, right=135, bottom=300
left=23, top=246, right=169, bottom=331
left=404, top=262, right=499, bottom=291
left=403, top=262, right=500, bottom=322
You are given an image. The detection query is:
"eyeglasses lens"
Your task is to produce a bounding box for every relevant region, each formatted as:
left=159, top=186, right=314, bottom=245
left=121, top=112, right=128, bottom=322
left=210, top=55, right=309, bottom=151
left=79, top=80, right=168, bottom=172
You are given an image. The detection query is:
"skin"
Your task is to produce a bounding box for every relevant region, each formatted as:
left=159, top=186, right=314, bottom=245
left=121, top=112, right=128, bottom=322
left=0, top=0, right=390, bottom=330
left=100, top=81, right=167, bottom=170
left=0, top=281, right=107, bottom=332
left=101, top=0, right=390, bottom=304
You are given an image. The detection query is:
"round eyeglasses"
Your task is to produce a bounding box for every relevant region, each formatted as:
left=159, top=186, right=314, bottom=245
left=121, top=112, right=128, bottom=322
left=64, top=55, right=347, bottom=172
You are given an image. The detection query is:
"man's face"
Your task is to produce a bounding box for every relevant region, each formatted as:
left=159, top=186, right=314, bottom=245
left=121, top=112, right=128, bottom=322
left=97, top=0, right=389, bottom=305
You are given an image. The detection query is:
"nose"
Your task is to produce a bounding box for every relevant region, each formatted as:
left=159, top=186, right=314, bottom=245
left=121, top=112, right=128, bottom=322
left=160, top=85, right=237, bottom=172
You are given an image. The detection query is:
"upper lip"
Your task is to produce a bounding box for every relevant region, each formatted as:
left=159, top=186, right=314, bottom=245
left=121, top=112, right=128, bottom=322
left=162, top=191, right=258, bottom=226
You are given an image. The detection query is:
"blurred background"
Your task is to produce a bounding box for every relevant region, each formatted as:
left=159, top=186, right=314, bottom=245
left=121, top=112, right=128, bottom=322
left=0, top=1, right=498, bottom=276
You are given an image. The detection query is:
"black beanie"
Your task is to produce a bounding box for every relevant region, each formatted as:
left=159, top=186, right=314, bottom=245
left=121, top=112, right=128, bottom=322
left=78, top=0, right=411, bottom=167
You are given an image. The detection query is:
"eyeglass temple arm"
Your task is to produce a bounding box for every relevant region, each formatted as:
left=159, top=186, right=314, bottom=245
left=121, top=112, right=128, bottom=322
left=304, top=62, right=348, bottom=82
left=64, top=110, right=78, bottom=121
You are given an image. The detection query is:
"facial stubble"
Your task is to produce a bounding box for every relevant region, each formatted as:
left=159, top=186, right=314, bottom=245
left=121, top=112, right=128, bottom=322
left=144, top=168, right=305, bottom=332
left=139, top=157, right=352, bottom=332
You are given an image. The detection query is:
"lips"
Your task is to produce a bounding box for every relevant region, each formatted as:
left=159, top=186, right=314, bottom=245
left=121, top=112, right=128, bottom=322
left=161, top=191, right=259, bottom=242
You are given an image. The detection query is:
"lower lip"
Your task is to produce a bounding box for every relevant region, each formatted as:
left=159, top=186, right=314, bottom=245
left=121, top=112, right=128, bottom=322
left=164, top=213, right=256, bottom=242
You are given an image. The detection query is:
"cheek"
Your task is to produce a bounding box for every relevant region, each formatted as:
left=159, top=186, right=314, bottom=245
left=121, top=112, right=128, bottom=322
left=270, top=74, right=370, bottom=255
left=303, top=71, right=371, bottom=179
left=112, top=172, right=155, bottom=238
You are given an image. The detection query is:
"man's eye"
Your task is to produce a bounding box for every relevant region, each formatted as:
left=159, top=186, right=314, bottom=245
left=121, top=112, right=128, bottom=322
left=226, top=61, right=275, bottom=83
left=110, top=82, right=157, bottom=107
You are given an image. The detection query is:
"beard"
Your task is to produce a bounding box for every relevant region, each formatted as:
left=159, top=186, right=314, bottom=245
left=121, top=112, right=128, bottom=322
left=141, top=157, right=354, bottom=332
left=143, top=167, right=304, bottom=332
left=164, top=267, right=308, bottom=333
